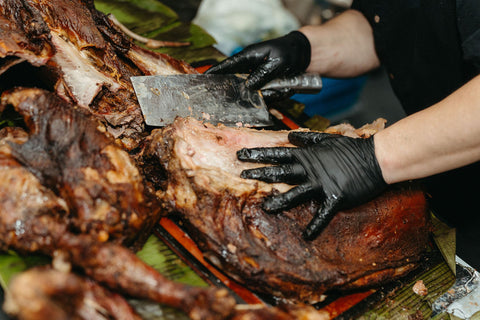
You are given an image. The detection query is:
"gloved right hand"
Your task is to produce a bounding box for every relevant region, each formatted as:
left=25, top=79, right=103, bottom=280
left=205, top=31, right=311, bottom=95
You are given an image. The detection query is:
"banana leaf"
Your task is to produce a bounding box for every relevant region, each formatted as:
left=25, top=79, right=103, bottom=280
left=94, top=0, right=224, bottom=64
left=0, top=252, right=50, bottom=292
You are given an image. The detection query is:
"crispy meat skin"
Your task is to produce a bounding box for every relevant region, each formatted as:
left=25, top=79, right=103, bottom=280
left=0, top=0, right=196, bottom=149
left=0, top=89, right=236, bottom=320
left=0, top=126, right=69, bottom=254
left=1, top=87, right=158, bottom=245
left=144, top=118, right=431, bottom=303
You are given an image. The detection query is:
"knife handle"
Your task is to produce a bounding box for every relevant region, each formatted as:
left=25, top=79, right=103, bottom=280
left=261, top=73, right=323, bottom=94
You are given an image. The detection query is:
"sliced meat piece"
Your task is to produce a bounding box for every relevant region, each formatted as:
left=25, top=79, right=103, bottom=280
left=143, top=117, right=431, bottom=303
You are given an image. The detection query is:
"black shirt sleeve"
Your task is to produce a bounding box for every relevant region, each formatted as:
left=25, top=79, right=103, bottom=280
left=457, top=0, right=480, bottom=71
left=350, top=0, right=362, bottom=11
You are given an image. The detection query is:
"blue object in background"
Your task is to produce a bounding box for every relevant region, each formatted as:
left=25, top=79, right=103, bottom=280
left=230, top=46, right=245, bottom=55
left=292, top=76, right=367, bottom=118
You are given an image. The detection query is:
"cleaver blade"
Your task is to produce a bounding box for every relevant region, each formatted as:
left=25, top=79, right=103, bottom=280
left=131, top=74, right=273, bottom=127
left=131, top=73, right=322, bottom=127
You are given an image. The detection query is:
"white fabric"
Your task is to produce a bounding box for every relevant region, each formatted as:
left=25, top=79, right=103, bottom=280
left=193, top=0, right=300, bottom=55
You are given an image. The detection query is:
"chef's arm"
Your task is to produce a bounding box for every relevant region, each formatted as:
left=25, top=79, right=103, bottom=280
left=236, top=77, right=480, bottom=238
left=299, top=9, right=380, bottom=77
left=375, top=74, right=480, bottom=184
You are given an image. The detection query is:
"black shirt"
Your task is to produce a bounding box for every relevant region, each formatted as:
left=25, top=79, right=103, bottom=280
left=351, top=0, right=480, bottom=269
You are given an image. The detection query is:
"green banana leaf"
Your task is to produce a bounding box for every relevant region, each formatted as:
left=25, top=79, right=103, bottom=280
left=131, top=235, right=206, bottom=320
left=94, top=0, right=224, bottom=63
left=0, top=252, right=50, bottom=292
left=94, top=0, right=178, bottom=34
left=135, top=234, right=206, bottom=287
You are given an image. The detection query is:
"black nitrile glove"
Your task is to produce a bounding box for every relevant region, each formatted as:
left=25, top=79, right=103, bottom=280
left=237, top=132, right=387, bottom=240
left=206, top=31, right=311, bottom=100
left=260, top=88, right=296, bottom=103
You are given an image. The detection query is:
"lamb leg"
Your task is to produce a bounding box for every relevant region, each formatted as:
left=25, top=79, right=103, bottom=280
left=4, top=266, right=143, bottom=320
left=58, top=234, right=236, bottom=320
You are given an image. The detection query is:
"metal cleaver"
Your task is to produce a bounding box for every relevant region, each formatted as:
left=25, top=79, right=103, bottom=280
left=131, top=73, right=322, bottom=127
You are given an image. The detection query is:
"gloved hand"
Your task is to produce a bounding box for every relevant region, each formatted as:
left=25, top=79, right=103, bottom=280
left=206, top=31, right=311, bottom=101
left=237, top=132, right=387, bottom=240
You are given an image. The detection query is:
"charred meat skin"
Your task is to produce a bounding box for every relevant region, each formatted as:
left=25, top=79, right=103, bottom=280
left=0, top=0, right=54, bottom=71
left=0, top=126, right=70, bottom=255
left=1, top=87, right=159, bottom=246
left=144, top=117, right=431, bottom=303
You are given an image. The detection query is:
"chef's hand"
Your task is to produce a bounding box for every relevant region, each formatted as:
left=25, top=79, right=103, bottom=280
left=237, top=132, right=387, bottom=240
left=205, top=31, right=311, bottom=101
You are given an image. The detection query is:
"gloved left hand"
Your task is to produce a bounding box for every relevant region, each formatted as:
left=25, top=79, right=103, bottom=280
left=205, top=31, right=311, bottom=102
left=237, top=131, right=387, bottom=240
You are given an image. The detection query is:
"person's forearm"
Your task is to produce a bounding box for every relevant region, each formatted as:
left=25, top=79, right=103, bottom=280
left=299, top=9, right=380, bottom=77
left=375, top=74, right=480, bottom=184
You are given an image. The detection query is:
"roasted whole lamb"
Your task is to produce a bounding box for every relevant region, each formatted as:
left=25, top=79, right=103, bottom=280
left=142, top=117, right=431, bottom=303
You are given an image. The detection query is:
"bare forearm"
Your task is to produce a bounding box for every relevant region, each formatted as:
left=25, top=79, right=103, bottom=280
left=299, top=9, right=380, bottom=77
left=375, top=74, right=480, bottom=184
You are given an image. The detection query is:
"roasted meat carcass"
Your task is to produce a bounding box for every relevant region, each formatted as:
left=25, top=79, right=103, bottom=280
left=142, top=117, right=431, bottom=303
left=0, top=0, right=196, bottom=150
left=0, top=88, right=236, bottom=320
